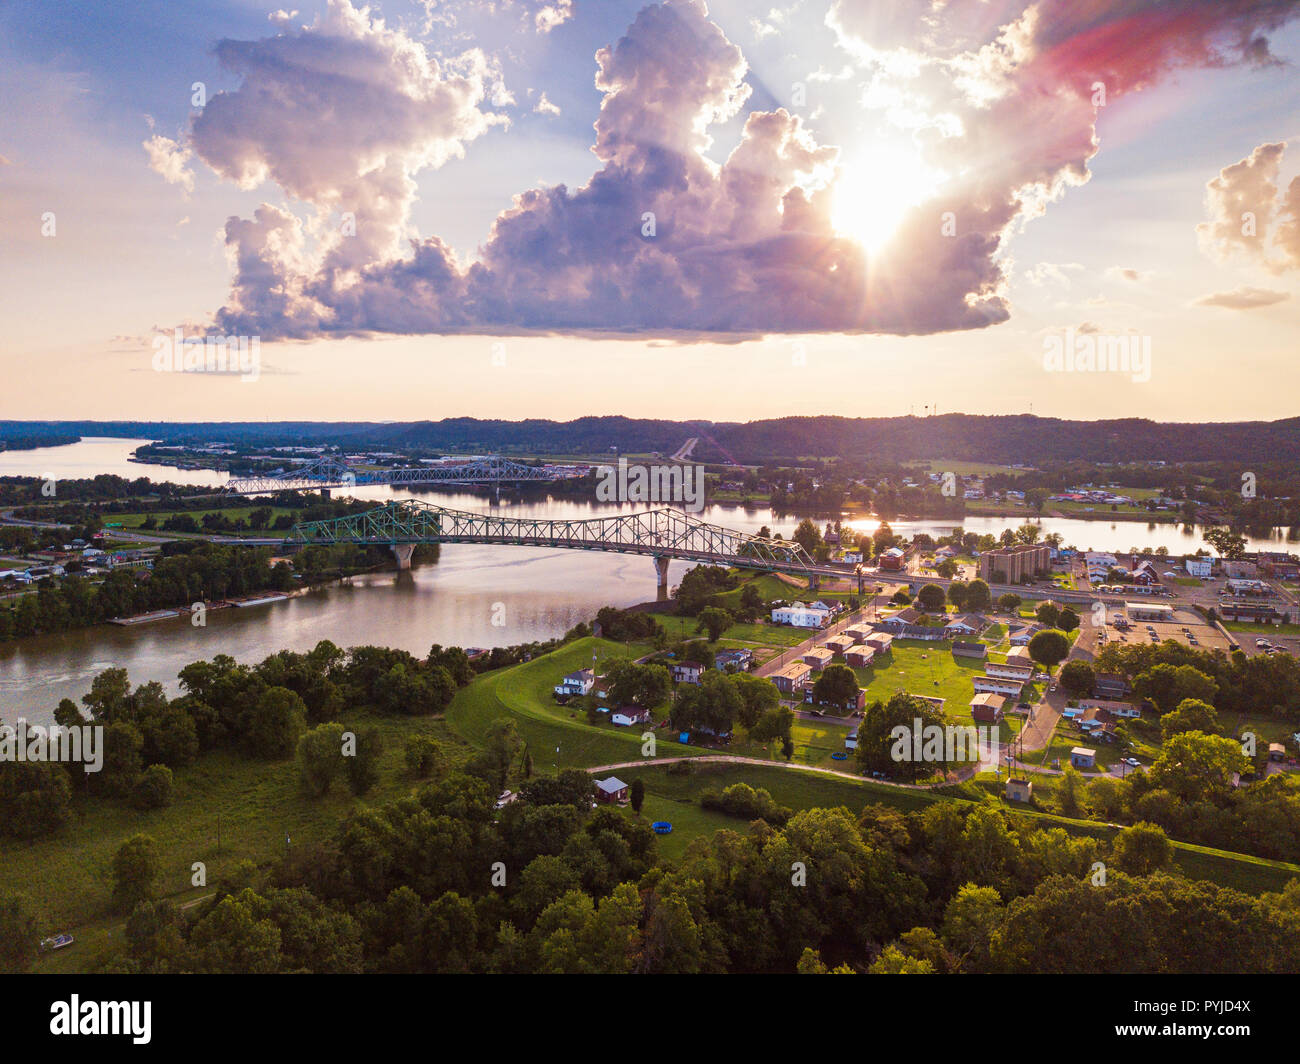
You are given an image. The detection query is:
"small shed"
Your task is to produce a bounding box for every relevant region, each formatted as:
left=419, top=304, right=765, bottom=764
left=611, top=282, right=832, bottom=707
left=595, top=777, right=629, bottom=804
left=1005, top=777, right=1033, bottom=803
left=1069, top=746, right=1096, bottom=769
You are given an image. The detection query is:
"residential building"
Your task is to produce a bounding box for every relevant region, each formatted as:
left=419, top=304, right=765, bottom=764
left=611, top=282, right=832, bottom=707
left=985, top=661, right=1034, bottom=683
left=1093, top=673, right=1131, bottom=699
left=771, top=661, right=812, bottom=694
left=952, top=641, right=987, bottom=660
left=554, top=669, right=595, bottom=698
left=845, top=646, right=875, bottom=668
left=973, top=675, right=1024, bottom=697
left=714, top=648, right=753, bottom=672
left=878, top=546, right=908, bottom=570
left=771, top=602, right=832, bottom=628
left=1076, top=698, right=1141, bottom=718
left=594, top=777, right=629, bottom=804
left=802, top=647, right=834, bottom=670
left=824, top=635, right=856, bottom=656
left=1069, top=747, right=1096, bottom=769
left=611, top=706, right=652, bottom=727
left=669, top=661, right=705, bottom=685
left=864, top=633, right=894, bottom=654
left=1184, top=556, right=1213, bottom=578
left=970, top=692, right=1005, bottom=723
left=978, top=543, right=1051, bottom=584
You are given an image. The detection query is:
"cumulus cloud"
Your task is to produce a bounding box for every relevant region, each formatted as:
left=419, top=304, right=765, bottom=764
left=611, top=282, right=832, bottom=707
left=1194, top=286, right=1291, bottom=309
left=533, top=91, right=561, bottom=116
left=195, top=0, right=1300, bottom=339
left=143, top=132, right=195, bottom=194
left=1197, top=141, right=1300, bottom=272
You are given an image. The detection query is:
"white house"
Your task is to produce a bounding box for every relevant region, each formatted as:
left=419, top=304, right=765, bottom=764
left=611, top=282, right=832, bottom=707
left=985, top=661, right=1034, bottom=683
left=771, top=602, right=832, bottom=628
left=1184, top=556, right=1213, bottom=578
left=554, top=668, right=595, bottom=697
left=973, top=675, right=1025, bottom=697
left=1076, top=698, right=1141, bottom=718
left=611, top=706, right=652, bottom=727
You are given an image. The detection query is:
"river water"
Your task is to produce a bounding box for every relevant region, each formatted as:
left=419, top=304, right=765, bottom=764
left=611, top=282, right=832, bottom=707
left=1, top=437, right=1294, bottom=724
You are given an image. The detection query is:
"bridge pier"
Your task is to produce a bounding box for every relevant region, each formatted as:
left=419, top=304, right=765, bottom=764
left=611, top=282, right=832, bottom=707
left=392, top=544, right=415, bottom=571
left=653, top=556, right=671, bottom=600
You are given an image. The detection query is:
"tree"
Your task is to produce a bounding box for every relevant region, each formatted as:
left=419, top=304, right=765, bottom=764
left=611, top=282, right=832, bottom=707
left=1058, top=660, right=1096, bottom=696
left=0, top=759, right=72, bottom=839
left=606, top=660, right=670, bottom=710
left=997, top=593, right=1021, bottom=611
left=947, top=580, right=968, bottom=610
left=940, top=885, right=1003, bottom=972
left=1035, top=601, right=1060, bottom=628
left=1110, top=822, right=1174, bottom=876
left=1015, top=523, right=1041, bottom=544
left=132, top=764, right=175, bottom=810
left=1028, top=629, right=1069, bottom=669
left=1203, top=527, right=1247, bottom=560
left=404, top=734, right=446, bottom=779
left=630, top=778, right=645, bottom=815
left=733, top=674, right=780, bottom=730
left=811, top=664, right=859, bottom=710
left=856, top=691, right=950, bottom=782
left=297, top=722, right=346, bottom=796
left=1160, top=698, right=1221, bottom=741
left=751, top=706, right=795, bottom=745
left=1150, top=732, right=1249, bottom=803
left=0, top=893, right=39, bottom=973
left=1056, top=606, right=1079, bottom=633
left=792, top=518, right=824, bottom=555
left=916, top=583, right=946, bottom=612
left=240, top=686, right=307, bottom=759
left=869, top=944, right=934, bottom=973
left=935, top=559, right=959, bottom=579
left=964, top=579, right=992, bottom=612
left=343, top=727, right=384, bottom=796
left=111, top=834, right=160, bottom=913
left=1133, top=663, right=1218, bottom=714
left=696, top=606, right=734, bottom=643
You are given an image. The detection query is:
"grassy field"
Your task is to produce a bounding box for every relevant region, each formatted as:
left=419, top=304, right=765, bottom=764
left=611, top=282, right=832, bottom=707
left=1223, top=620, right=1300, bottom=635
left=1, top=714, right=462, bottom=956
left=622, top=761, right=1300, bottom=895
left=109, top=506, right=299, bottom=535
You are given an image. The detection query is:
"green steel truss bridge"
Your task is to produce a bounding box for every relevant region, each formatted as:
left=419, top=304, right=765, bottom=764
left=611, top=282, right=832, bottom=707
left=226, top=454, right=578, bottom=494
left=285, top=499, right=857, bottom=590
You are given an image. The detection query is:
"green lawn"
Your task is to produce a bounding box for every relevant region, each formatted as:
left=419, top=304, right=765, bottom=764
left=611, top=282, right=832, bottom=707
left=1223, top=620, right=1300, bottom=635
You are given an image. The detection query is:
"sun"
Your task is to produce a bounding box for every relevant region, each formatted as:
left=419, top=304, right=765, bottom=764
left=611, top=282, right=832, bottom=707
left=830, top=143, right=944, bottom=253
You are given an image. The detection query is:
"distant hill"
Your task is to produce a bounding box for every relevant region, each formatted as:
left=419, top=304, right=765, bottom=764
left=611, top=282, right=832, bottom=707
left=4, top=415, right=1300, bottom=466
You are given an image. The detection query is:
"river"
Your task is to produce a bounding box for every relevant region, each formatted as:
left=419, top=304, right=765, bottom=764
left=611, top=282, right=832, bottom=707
left=1, top=437, right=1294, bottom=724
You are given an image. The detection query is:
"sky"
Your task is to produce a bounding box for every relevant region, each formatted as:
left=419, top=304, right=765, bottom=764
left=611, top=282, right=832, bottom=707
left=1, top=0, right=1299, bottom=424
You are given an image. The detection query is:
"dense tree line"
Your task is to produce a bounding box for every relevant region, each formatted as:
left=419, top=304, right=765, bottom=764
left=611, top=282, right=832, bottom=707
left=20, top=776, right=1297, bottom=974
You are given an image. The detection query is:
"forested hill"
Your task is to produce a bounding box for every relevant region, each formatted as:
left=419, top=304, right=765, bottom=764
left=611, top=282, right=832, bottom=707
left=6, top=414, right=1300, bottom=466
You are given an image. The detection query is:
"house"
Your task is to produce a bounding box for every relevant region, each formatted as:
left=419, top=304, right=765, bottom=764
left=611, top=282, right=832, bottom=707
left=669, top=661, right=705, bottom=685
left=595, top=777, right=629, bottom=804
left=952, top=641, right=987, bottom=660
left=771, top=661, right=812, bottom=695
left=844, top=730, right=858, bottom=751
left=880, top=607, right=921, bottom=629
left=876, top=610, right=945, bottom=640
left=1069, top=747, right=1096, bottom=769
left=554, top=668, right=595, bottom=697
left=1009, top=624, right=1042, bottom=646
left=843, top=625, right=873, bottom=642
left=802, top=647, right=834, bottom=670
left=771, top=602, right=832, bottom=628
left=973, top=675, right=1025, bottom=698
left=970, top=692, right=1005, bottom=723
left=714, top=648, right=753, bottom=672
left=1077, top=698, right=1141, bottom=719
left=824, top=635, right=856, bottom=656
left=1093, top=673, right=1131, bottom=700
left=806, top=686, right=867, bottom=712
left=985, top=661, right=1034, bottom=683
left=864, top=633, right=894, bottom=654
left=1005, top=645, right=1032, bottom=665
left=1129, top=560, right=1161, bottom=586
left=944, top=614, right=985, bottom=638
left=611, top=706, right=652, bottom=727
left=1185, top=556, right=1213, bottom=579
left=1005, top=777, right=1033, bottom=803
left=878, top=546, right=908, bottom=570
left=845, top=645, right=875, bottom=668
left=1222, top=559, right=1259, bottom=579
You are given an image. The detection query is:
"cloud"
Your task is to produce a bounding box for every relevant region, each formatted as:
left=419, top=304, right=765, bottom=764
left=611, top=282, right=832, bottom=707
left=143, top=133, right=195, bottom=194
left=533, top=1, right=574, bottom=34
left=533, top=91, right=561, bottom=116
left=1195, top=141, right=1300, bottom=271
left=195, top=0, right=1300, bottom=340
left=1194, top=286, right=1291, bottom=309
left=1024, top=262, right=1084, bottom=286
left=1106, top=266, right=1149, bottom=282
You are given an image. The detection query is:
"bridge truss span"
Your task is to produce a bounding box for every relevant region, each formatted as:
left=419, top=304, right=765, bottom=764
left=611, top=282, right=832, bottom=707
left=285, top=500, right=852, bottom=588
left=225, top=455, right=575, bottom=494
